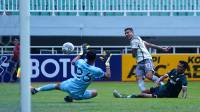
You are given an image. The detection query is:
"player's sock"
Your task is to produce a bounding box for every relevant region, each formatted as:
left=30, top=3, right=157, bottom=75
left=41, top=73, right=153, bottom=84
left=127, top=94, right=138, bottom=98
left=138, top=79, right=146, bottom=92
left=113, top=90, right=124, bottom=98
left=160, top=82, right=164, bottom=85
left=151, top=75, right=159, bottom=82
left=152, top=75, right=164, bottom=85
left=36, top=84, right=57, bottom=91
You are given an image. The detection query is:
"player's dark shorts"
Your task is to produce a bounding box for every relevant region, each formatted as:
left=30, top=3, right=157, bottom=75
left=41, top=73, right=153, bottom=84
left=150, top=86, right=169, bottom=98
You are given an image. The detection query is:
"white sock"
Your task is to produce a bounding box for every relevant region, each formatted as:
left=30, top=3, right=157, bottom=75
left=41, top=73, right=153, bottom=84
left=152, top=75, right=165, bottom=85
left=160, top=82, right=164, bottom=85
left=35, top=88, right=40, bottom=91
left=138, top=79, right=146, bottom=91
left=152, top=75, right=159, bottom=82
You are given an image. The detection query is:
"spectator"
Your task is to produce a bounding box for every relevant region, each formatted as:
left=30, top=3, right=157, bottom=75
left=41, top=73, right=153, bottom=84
left=10, top=38, right=20, bottom=82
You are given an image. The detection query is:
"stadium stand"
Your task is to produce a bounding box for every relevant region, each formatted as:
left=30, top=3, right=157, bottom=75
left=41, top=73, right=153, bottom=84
left=0, top=0, right=200, bottom=16
left=0, top=0, right=200, bottom=54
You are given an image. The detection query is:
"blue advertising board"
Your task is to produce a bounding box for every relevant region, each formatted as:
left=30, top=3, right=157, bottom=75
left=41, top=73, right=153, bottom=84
left=0, top=55, right=13, bottom=82
left=0, top=55, right=122, bottom=82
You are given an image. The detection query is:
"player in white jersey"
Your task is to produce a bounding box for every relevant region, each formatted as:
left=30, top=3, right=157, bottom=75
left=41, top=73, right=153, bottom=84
left=124, top=27, right=170, bottom=92
left=31, top=45, right=112, bottom=102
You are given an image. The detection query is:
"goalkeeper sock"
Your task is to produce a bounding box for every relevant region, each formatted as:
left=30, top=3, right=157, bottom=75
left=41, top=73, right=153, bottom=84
left=36, top=84, right=57, bottom=91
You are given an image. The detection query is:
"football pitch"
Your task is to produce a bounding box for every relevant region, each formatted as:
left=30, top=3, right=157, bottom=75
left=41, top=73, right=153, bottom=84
left=0, top=81, right=200, bottom=112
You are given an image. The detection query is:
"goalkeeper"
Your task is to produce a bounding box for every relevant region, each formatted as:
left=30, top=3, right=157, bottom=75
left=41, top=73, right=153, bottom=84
left=31, top=44, right=112, bottom=102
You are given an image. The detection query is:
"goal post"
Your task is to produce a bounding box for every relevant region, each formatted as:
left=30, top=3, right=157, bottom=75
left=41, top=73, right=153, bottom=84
left=20, top=0, right=31, bottom=112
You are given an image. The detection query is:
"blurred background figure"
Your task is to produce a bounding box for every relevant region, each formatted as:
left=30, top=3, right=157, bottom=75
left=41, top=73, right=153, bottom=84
left=10, top=38, right=20, bottom=82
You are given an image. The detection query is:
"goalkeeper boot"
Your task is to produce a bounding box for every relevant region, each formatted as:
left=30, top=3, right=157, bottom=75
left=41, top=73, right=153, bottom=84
left=31, top=88, right=38, bottom=95
left=64, top=96, right=73, bottom=103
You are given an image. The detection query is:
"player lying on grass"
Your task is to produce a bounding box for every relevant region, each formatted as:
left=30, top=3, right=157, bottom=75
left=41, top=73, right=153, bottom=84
left=113, top=60, right=188, bottom=98
left=31, top=44, right=112, bottom=102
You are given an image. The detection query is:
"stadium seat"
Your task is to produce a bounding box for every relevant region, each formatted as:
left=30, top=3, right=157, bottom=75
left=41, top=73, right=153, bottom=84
left=127, top=12, right=147, bottom=16
left=0, top=0, right=200, bottom=16
left=150, top=12, right=170, bottom=16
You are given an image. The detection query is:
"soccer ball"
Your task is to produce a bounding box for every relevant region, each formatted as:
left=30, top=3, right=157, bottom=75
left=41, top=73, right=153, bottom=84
left=62, top=42, right=74, bottom=54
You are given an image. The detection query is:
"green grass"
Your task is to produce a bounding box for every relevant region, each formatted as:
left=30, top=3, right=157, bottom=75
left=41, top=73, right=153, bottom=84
left=0, top=82, right=200, bottom=112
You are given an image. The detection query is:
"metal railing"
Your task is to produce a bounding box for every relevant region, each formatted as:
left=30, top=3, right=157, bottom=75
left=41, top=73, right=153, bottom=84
left=0, top=45, right=200, bottom=55
left=0, top=0, right=200, bottom=16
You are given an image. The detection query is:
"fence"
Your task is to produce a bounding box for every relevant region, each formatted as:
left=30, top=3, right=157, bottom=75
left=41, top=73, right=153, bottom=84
left=1, top=45, right=200, bottom=55
left=0, top=0, right=200, bottom=16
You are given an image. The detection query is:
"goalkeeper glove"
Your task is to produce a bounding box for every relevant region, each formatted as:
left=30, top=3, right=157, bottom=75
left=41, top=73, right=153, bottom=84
left=100, top=51, right=110, bottom=61
left=104, top=52, right=112, bottom=67
left=79, top=43, right=89, bottom=56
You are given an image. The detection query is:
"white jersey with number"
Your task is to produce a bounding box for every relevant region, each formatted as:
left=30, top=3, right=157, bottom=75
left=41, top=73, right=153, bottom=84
left=130, top=35, right=152, bottom=63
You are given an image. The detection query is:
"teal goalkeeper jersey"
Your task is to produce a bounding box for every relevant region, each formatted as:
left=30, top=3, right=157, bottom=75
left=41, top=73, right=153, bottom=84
left=70, top=59, right=105, bottom=90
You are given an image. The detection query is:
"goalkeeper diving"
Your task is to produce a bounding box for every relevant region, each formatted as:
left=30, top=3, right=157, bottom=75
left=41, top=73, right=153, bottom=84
left=31, top=43, right=112, bottom=102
